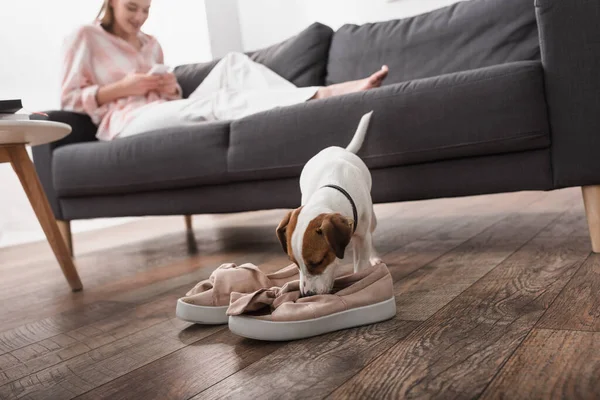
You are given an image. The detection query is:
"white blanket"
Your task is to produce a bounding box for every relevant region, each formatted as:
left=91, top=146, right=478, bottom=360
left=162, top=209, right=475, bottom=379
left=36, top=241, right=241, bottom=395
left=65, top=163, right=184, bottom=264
left=119, top=52, right=320, bottom=138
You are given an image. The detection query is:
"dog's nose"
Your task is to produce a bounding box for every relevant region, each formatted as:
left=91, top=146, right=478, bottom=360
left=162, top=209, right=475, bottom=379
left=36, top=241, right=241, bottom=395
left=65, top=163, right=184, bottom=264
left=301, top=281, right=313, bottom=297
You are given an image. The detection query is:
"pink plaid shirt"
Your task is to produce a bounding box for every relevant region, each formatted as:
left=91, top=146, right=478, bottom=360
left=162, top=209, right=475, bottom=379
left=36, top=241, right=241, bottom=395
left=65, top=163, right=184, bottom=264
left=60, top=22, right=181, bottom=141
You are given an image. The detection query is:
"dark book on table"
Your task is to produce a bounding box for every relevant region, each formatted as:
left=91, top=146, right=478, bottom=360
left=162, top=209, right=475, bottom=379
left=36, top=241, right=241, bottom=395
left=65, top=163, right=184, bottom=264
left=0, top=99, right=48, bottom=121
left=0, top=99, right=23, bottom=114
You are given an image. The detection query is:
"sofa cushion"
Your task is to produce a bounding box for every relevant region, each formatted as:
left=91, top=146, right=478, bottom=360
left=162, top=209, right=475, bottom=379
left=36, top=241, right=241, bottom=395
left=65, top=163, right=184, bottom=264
left=326, top=0, right=540, bottom=85
left=175, top=22, right=334, bottom=98
left=247, top=22, right=333, bottom=88
left=174, top=60, right=220, bottom=99
left=53, top=121, right=230, bottom=197
left=228, top=61, right=550, bottom=181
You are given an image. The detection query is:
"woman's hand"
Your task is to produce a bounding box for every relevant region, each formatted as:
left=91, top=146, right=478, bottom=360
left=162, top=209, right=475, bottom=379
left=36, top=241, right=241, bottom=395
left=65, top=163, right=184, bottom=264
left=157, top=72, right=179, bottom=96
left=119, top=73, right=162, bottom=97
left=96, top=72, right=178, bottom=106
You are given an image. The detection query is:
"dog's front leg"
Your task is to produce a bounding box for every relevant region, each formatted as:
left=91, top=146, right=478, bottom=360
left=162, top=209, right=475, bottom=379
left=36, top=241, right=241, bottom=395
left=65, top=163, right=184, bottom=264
left=352, top=234, right=372, bottom=272
left=368, top=208, right=382, bottom=266
left=352, top=237, right=361, bottom=272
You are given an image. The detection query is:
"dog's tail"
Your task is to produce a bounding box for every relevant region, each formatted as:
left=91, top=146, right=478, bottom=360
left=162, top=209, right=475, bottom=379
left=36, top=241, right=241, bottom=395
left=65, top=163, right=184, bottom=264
left=345, top=111, right=373, bottom=154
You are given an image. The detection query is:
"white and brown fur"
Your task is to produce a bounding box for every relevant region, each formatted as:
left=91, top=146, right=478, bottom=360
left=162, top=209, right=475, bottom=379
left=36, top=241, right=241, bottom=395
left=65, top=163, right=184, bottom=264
left=277, top=111, right=381, bottom=296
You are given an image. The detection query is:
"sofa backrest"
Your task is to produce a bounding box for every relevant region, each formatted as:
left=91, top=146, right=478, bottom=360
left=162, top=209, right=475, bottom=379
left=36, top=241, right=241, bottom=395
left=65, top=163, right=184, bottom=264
left=174, top=22, right=333, bottom=98
left=326, top=0, right=540, bottom=85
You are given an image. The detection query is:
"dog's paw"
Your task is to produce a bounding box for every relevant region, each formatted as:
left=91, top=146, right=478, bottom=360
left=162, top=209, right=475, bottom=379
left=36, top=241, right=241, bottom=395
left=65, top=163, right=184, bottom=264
left=370, top=257, right=383, bottom=266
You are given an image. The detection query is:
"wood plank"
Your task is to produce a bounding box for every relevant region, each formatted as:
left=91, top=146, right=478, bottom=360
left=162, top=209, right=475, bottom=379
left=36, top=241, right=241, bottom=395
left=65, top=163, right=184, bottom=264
left=191, top=319, right=418, bottom=400
left=0, top=318, right=223, bottom=399
left=385, top=239, right=465, bottom=283
left=0, top=230, right=230, bottom=296
left=537, top=201, right=589, bottom=238
left=0, top=302, right=131, bottom=355
left=188, top=192, right=580, bottom=399
left=0, top=294, right=176, bottom=386
left=374, top=191, right=544, bottom=252
left=0, top=250, right=284, bottom=357
left=0, top=211, right=269, bottom=271
left=0, top=224, right=286, bottom=332
left=0, top=249, right=233, bottom=337
left=0, top=212, right=277, bottom=285
left=0, top=208, right=281, bottom=288
left=393, top=189, right=580, bottom=321
left=537, top=252, right=600, bottom=331
left=74, top=329, right=282, bottom=400
left=417, top=192, right=543, bottom=242
left=370, top=192, right=546, bottom=290
left=480, top=329, right=600, bottom=399
left=0, top=253, right=285, bottom=398
left=327, top=236, right=591, bottom=400
left=376, top=192, right=552, bottom=314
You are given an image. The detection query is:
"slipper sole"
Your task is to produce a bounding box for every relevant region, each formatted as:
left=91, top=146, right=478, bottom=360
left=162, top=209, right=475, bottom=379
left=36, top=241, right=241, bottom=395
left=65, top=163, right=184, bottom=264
left=176, top=299, right=229, bottom=324
left=228, top=297, right=396, bottom=341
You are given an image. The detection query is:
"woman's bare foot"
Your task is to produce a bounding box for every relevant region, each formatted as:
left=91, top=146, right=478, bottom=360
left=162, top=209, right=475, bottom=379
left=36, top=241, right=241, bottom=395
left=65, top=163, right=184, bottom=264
left=313, top=65, right=389, bottom=100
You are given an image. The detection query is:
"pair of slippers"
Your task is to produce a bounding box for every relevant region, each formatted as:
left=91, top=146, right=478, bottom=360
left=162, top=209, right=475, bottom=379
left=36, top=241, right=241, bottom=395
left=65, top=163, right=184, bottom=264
left=176, top=261, right=396, bottom=341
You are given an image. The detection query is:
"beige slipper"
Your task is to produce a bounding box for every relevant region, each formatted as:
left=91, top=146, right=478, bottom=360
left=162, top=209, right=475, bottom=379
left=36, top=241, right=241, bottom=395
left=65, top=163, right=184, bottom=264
left=227, top=262, right=396, bottom=341
left=176, top=262, right=299, bottom=324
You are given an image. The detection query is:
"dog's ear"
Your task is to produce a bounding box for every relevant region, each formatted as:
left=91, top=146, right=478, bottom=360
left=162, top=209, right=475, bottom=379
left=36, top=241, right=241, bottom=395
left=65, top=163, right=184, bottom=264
left=276, top=211, right=293, bottom=254
left=321, top=213, right=353, bottom=259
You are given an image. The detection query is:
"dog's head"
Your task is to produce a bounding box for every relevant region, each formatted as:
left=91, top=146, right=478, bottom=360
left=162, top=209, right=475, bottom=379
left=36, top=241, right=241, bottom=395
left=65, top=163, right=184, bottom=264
left=276, top=208, right=353, bottom=296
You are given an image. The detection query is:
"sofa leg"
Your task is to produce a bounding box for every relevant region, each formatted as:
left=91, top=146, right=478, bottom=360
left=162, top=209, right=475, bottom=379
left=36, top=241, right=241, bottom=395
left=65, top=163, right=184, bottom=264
left=582, top=186, right=600, bottom=253
left=184, top=215, right=193, bottom=232
left=57, top=220, right=73, bottom=257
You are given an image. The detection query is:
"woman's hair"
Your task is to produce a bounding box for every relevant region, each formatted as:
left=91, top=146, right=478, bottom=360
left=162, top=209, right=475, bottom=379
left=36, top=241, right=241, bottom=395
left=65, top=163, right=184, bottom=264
left=97, top=0, right=114, bottom=30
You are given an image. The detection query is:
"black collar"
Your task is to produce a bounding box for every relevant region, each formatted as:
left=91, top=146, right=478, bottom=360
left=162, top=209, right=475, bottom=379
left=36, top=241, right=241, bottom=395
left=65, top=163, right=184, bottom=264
left=320, top=184, right=358, bottom=233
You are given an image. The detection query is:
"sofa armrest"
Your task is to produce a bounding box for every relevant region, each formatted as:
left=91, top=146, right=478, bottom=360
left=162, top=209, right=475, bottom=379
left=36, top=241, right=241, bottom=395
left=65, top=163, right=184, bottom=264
left=31, top=111, right=97, bottom=219
left=536, top=0, right=600, bottom=188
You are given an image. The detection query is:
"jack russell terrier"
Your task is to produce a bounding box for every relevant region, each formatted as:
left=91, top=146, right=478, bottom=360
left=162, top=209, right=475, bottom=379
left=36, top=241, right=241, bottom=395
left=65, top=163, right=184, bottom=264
left=276, top=111, right=380, bottom=296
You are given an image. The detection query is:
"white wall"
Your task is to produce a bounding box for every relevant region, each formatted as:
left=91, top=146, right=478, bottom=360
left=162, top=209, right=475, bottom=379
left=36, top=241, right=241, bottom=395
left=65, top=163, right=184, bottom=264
left=205, top=0, right=244, bottom=58
left=0, top=0, right=212, bottom=248
left=238, top=0, right=465, bottom=51
left=144, top=0, right=213, bottom=66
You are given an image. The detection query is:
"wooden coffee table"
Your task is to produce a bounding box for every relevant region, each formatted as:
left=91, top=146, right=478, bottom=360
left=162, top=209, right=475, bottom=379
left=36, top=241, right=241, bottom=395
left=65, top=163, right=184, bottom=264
left=0, top=120, right=83, bottom=291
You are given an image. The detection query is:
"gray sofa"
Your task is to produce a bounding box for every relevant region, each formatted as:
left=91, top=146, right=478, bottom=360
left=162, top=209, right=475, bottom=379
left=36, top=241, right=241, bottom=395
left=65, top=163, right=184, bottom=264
left=33, top=0, right=600, bottom=251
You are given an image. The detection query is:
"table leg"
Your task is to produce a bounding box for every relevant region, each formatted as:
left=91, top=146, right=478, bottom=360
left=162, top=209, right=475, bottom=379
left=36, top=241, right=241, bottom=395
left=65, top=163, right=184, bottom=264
left=0, top=147, right=10, bottom=163
left=57, top=220, right=73, bottom=257
left=5, top=144, right=83, bottom=291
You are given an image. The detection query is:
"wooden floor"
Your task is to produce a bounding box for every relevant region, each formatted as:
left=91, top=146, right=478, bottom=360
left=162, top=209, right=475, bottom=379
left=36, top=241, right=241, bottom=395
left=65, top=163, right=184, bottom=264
left=1, top=187, right=599, bottom=399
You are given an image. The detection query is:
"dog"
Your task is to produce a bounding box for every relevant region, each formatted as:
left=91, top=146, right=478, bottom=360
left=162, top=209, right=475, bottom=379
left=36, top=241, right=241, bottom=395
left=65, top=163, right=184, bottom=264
left=276, top=111, right=380, bottom=296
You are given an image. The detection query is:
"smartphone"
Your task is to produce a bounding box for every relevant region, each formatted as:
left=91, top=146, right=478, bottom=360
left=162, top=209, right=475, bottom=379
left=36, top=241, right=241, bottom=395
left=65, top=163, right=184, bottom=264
left=148, top=64, right=170, bottom=75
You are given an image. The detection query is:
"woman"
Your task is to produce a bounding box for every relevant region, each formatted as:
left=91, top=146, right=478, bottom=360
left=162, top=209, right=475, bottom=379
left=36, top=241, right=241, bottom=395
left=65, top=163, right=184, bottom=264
left=61, top=0, right=389, bottom=141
